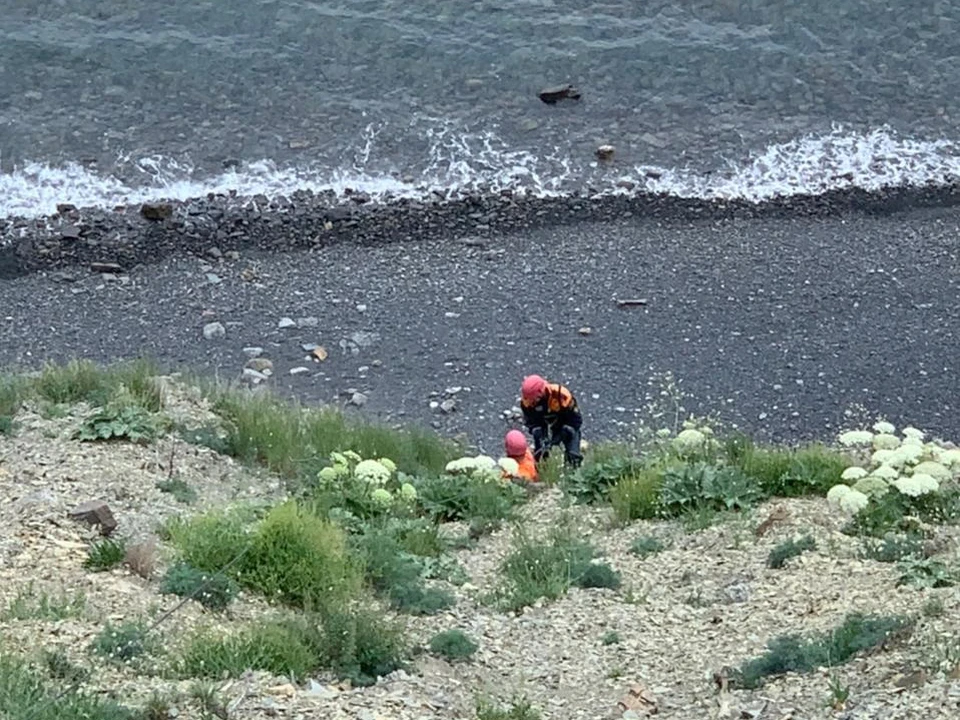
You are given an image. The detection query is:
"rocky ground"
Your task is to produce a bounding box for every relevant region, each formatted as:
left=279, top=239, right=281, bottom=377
left=1, top=205, right=958, bottom=453
left=1, top=382, right=959, bottom=720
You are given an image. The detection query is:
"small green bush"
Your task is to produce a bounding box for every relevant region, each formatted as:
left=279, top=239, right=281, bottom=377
left=896, top=557, right=957, bottom=589
left=0, top=654, right=136, bottom=720
left=2, top=583, right=86, bottom=621
left=155, top=477, right=199, bottom=504
left=609, top=466, right=663, bottom=523
left=161, top=562, right=238, bottom=611
left=33, top=360, right=109, bottom=406
left=659, top=462, right=759, bottom=517
left=475, top=695, right=541, bottom=720
left=428, top=629, right=478, bottom=662
left=352, top=525, right=454, bottom=616
left=89, top=620, right=156, bottom=665
left=316, top=605, right=407, bottom=687
left=242, top=501, right=363, bottom=611
left=74, top=397, right=160, bottom=444
left=564, top=449, right=645, bottom=505
left=0, top=376, right=24, bottom=435
left=496, top=525, right=595, bottom=612
left=860, top=533, right=924, bottom=563
left=164, top=509, right=251, bottom=577
left=767, top=535, right=816, bottom=569
left=178, top=618, right=317, bottom=680
left=734, top=612, right=911, bottom=689
left=83, top=537, right=127, bottom=572
left=629, top=535, right=665, bottom=558
left=601, top=631, right=621, bottom=646
left=573, top=562, right=622, bottom=590
left=41, top=649, right=90, bottom=684
left=177, top=423, right=231, bottom=454
left=844, top=485, right=960, bottom=538
left=413, top=473, right=524, bottom=530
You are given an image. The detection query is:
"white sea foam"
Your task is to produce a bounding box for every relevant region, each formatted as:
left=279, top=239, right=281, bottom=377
left=2, top=125, right=959, bottom=220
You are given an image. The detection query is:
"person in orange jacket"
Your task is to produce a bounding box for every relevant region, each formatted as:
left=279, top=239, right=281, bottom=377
left=520, top=374, right=583, bottom=468
left=502, top=429, right=540, bottom=483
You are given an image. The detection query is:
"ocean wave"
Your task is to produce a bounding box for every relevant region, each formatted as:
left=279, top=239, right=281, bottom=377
left=2, top=124, right=959, bottom=220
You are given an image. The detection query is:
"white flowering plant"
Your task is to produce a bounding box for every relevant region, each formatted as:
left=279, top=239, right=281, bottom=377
left=827, top=420, right=960, bottom=536
left=315, top=450, right=417, bottom=522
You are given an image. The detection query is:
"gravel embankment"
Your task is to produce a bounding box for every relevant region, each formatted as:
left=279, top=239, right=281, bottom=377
left=1, top=205, right=958, bottom=452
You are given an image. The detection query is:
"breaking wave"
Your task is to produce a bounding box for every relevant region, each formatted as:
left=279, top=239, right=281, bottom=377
left=2, top=123, right=960, bottom=220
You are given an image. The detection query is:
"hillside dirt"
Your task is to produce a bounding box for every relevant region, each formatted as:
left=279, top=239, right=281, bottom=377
left=1, top=382, right=959, bottom=719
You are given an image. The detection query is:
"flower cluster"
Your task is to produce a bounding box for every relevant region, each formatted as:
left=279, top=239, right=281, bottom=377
left=670, top=419, right=719, bottom=457
left=316, top=451, right=416, bottom=514
left=827, top=420, right=960, bottom=514
left=444, top=455, right=505, bottom=483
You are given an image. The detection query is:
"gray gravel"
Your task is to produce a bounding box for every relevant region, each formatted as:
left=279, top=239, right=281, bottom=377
left=1, top=208, right=958, bottom=453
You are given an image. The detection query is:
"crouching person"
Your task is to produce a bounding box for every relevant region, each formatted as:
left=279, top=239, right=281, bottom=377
left=519, top=374, right=584, bottom=468
left=500, top=429, right=539, bottom=484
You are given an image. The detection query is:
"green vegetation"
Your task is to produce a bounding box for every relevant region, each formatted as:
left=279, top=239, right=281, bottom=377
left=0, top=654, right=136, bottom=720
left=629, top=535, right=666, bottom=558
left=428, top=629, right=479, bottom=662
left=475, top=696, right=541, bottom=720
left=2, top=583, right=86, bottom=622
left=155, top=477, right=199, bottom=504
left=83, top=537, right=128, bottom=572
left=89, top=620, right=157, bottom=665
left=767, top=535, right=816, bottom=569
left=733, top=613, right=912, bottom=689
left=160, top=562, right=239, bottom=611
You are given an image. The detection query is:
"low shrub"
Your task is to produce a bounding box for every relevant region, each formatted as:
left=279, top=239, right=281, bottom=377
left=241, top=501, right=363, bottom=611
left=178, top=618, right=317, bottom=680
left=475, top=695, right=541, bottom=720
left=413, top=472, right=524, bottom=531
left=164, top=509, right=252, bottom=578
left=767, top=535, right=816, bottom=569
left=860, top=533, right=924, bottom=563
left=573, top=562, right=622, bottom=590
left=629, top=535, right=666, bottom=558
left=609, top=465, right=663, bottom=523
left=316, top=605, right=407, bottom=687
left=352, top=524, right=454, bottom=616
left=428, top=629, right=478, bottom=662
left=495, top=525, right=596, bottom=612
left=74, top=393, right=161, bottom=444
left=89, top=620, right=157, bottom=665
left=659, top=462, right=760, bottom=517
left=0, top=654, right=136, bottom=720
left=734, top=612, right=912, bottom=689
left=33, top=360, right=110, bottom=406
left=83, top=537, right=127, bottom=572
left=896, top=557, right=957, bottom=589
left=161, top=562, right=239, bottom=611
left=564, top=448, right=646, bottom=505
left=601, top=631, right=621, bottom=646
left=155, top=477, right=199, bottom=504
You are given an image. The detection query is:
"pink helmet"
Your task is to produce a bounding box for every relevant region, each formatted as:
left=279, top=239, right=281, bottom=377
left=504, top=429, right=528, bottom=457
left=521, top=374, right=547, bottom=403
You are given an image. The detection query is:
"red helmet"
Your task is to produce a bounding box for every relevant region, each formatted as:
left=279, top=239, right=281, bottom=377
left=521, top=374, right=547, bottom=403
left=504, top=430, right=528, bottom=457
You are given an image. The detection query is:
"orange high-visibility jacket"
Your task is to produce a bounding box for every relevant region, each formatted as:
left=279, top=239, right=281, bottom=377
left=503, top=448, right=540, bottom=482
left=520, top=381, right=582, bottom=433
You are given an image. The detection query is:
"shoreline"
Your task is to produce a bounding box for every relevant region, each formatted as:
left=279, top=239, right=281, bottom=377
left=4, top=181, right=960, bottom=279
left=2, top=205, right=958, bottom=451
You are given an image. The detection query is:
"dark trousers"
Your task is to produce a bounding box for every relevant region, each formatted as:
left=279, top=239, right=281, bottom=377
left=532, top=425, right=583, bottom=468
